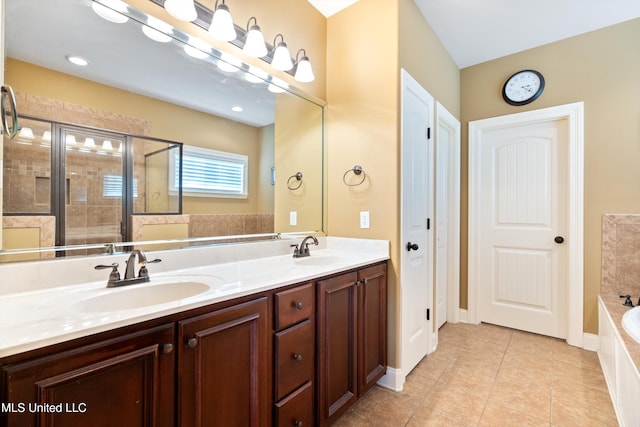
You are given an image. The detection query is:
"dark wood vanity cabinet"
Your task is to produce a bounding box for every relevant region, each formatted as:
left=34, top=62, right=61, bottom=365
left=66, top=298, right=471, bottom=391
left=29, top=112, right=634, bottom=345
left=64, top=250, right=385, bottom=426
left=177, top=296, right=270, bottom=427
left=273, top=283, right=315, bottom=427
left=0, top=261, right=387, bottom=427
left=316, top=263, right=387, bottom=426
left=1, top=324, right=176, bottom=427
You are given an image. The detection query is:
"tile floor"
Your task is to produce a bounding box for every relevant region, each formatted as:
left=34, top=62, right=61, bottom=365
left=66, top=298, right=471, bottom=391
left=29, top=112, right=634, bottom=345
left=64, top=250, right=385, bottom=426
left=334, top=322, right=618, bottom=426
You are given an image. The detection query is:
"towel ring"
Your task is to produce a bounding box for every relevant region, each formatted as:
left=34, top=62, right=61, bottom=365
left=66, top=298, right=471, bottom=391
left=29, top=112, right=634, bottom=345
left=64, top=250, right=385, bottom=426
left=287, top=172, right=303, bottom=190
left=343, top=165, right=366, bottom=186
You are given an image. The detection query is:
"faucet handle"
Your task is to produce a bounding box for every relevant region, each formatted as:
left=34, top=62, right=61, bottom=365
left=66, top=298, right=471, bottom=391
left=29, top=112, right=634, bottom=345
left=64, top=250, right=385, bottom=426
left=138, top=258, right=161, bottom=278
left=620, top=295, right=634, bottom=307
left=95, top=263, right=121, bottom=283
left=290, top=244, right=300, bottom=257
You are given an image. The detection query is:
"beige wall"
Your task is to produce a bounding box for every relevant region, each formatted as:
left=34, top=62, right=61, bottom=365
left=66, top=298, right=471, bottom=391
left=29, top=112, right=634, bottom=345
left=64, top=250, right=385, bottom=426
left=327, top=0, right=460, bottom=368
left=460, top=18, right=640, bottom=334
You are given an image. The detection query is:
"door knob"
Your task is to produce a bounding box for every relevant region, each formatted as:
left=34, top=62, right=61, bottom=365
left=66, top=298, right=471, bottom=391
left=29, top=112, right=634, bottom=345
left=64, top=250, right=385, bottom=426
left=554, top=236, right=565, bottom=244
left=406, top=242, right=419, bottom=251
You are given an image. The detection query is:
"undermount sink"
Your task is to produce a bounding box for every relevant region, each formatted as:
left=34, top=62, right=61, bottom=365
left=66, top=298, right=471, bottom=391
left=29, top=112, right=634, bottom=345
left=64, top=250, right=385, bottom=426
left=78, top=279, right=215, bottom=312
left=622, top=306, right=640, bottom=344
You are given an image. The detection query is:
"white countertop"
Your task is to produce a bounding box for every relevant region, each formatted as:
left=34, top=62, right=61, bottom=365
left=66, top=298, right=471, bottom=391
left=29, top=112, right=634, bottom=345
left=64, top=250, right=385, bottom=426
left=0, top=237, right=389, bottom=358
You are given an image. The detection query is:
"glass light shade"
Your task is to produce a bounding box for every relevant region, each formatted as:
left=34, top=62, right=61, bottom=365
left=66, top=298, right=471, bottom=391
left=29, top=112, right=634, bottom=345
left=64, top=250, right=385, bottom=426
left=271, top=42, right=293, bottom=71
left=268, top=78, right=288, bottom=93
left=142, top=17, right=173, bottom=43
left=66, top=135, right=77, bottom=146
left=294, top=57, right=315, bottom=83
left=42, top=131, right=52, bottom=142
left=18, top=127, right=34, bottom=139
left=102, top=140, right=114, bottom=151
left=209, top=4, right=236, bottom=41
left=164, top=0, right=197, bottom=22
left=184, top=38, right=209, bottom=59
left=92, top=0, right=129, bottom=24
left=84, top=137, right=96, bottom=148
left=217, top=53, right=242, bottom=73
left=243, top=25, right=267, bottom=58
left=245, top=65, right=269, bottom=84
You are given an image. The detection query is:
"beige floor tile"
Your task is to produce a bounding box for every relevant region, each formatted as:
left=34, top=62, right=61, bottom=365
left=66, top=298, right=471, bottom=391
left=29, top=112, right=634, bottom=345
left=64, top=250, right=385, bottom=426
left=333, top=323, right=618, bottom=426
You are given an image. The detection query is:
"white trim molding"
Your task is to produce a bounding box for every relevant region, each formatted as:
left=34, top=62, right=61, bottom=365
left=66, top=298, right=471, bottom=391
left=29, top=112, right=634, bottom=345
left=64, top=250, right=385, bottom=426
left=468, top=102, right=585, bottom=347
left=377, top=366, right=404, bottom=392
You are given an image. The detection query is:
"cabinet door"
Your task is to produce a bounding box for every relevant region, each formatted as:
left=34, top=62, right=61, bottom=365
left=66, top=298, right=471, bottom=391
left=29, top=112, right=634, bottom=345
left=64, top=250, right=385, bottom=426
left=2, top=324, right=175, bottom=427
left=177, top=297, right=269, bottom=427
left=317, top=271, right=358, bottom=426
left=358, top=263, right=387, bottom=395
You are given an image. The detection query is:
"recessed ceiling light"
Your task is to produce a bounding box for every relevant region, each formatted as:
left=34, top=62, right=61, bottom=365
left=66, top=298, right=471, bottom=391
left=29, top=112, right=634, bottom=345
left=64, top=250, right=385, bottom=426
left=232, top=106, right=244, bottom=112
left=66, top=55, right=89, bottom=66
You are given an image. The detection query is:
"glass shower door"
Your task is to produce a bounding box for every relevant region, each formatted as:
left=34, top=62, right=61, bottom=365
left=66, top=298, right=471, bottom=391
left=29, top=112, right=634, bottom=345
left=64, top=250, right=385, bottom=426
left=59, top=126, right=126, bottom=250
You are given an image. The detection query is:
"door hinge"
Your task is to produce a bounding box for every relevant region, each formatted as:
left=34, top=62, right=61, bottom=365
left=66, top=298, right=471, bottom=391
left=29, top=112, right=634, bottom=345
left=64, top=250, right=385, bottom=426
left=426, top=308, right=430, bottom=321
left=426, top=127, right=431, bottom=140
left=426, top=218, right=431, bottom=230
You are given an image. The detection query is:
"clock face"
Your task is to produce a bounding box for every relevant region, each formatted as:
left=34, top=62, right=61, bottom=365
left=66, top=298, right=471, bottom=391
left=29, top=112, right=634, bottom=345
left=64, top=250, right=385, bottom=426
left=502, top=70, right=545, bottom=106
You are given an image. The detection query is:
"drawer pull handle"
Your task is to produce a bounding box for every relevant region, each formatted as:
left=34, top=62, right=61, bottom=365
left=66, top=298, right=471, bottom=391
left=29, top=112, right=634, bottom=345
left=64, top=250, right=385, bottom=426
left=294, top=421, right=303, bottom=427
left=292, top=353, right=303, bottom=362
left=161, top=343, right=174, bottom=354
left=294, top=301, right=304, bottom=310
left=186, top=337, right=198, bottom=349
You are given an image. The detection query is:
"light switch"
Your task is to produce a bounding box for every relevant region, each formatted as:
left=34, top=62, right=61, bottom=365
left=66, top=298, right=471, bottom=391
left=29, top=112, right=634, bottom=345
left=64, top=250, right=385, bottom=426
left=360, top=211, right=370, bottom=229
left=290, top=211, right=297, bottom=226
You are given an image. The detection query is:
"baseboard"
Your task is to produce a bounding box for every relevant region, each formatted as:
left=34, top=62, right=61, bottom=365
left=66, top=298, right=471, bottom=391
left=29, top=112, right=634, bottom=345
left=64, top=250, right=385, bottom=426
left=377, top=367, right=404, bottom=392
left=582, top=332, right=599, bottom=352
left=458, top=308, right=469, bottom=323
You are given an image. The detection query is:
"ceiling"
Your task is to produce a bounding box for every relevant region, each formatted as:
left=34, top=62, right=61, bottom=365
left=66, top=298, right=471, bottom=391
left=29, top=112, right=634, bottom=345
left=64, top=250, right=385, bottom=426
left=308, top=0, right=640, bottom=69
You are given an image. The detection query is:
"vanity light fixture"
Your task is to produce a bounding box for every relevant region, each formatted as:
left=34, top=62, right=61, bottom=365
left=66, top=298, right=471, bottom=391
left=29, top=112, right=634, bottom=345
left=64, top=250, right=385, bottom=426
left=65, top=134, right=77, bottom=146
left=209, top=0, right=236, bottom=42
left=92, top=0, right=129, bottom=24
left=142, top=16, right=173, bottom=43
left=243, top=17, right=267, bottom=58
left=271, top=34, right=293, bottom=71
left=217, top=53, right=242, bottom=73
left=66, top=55, right=89, bottom=66
left=245, top=65, right=269, bottom=84
left=268, top=77, right=288, bottom=94
left=102, top=140, right=114, bottom=151
left=293, top=49, right=314, bottom=83
left=84, top=137, right=96, bottom=149
left=18, top=127, right=34, bottom=140
left=163, top=0, right=197, bottom=22
left=184, top=37, right=210, bottom=59
left=42, top=131, right=52, bottom=143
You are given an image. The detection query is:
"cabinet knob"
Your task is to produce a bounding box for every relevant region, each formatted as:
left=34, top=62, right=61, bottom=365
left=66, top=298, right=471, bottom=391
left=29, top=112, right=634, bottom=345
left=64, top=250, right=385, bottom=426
left=161, top=343, right=174, bottom=354
left=292, top=353, right=303, bottom=362
left=186, top=337, right=198, bottom=349
left=294, top=421, right=303, bottom=427
left=294, top=301, right=304, bottom=310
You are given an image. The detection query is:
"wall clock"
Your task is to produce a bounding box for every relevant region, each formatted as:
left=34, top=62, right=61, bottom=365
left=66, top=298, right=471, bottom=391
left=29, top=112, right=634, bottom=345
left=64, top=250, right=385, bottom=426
left=502, top=69, right=545, bottom=106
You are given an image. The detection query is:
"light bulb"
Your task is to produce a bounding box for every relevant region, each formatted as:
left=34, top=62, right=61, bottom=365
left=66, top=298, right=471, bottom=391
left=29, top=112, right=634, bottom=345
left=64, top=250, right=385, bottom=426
left=294, top=56, right=315, bottom=83
left=209, top=3, right=236, bottom=41
left=164, top=0, right=197, bottom=22
left=243, top=21, right=267, bottom=58
left=271, top=38, right=293, bottom=71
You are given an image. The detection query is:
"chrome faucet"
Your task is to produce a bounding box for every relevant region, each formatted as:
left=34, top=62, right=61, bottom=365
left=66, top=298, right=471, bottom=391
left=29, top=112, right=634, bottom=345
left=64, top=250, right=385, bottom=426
left=291, top=235, right=319, bottom=258
left=95, top=249, right=161, bottom=288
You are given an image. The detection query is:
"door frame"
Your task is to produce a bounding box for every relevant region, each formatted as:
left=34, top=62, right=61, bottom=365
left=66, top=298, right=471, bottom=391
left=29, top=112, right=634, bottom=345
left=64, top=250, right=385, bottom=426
left=435, top=102, right=461, bottom=328
left=468, top=102, right=584, bottom=347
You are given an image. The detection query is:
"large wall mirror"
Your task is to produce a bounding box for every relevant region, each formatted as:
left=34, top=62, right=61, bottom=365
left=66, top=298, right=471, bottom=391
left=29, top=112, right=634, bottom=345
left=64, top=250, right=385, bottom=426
left=1, top=0, right=325, bottom=262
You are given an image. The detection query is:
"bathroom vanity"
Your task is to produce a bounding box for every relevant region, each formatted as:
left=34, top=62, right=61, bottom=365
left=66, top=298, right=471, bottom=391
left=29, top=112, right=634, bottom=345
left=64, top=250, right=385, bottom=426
left=0, top=237, right=388, bottom=426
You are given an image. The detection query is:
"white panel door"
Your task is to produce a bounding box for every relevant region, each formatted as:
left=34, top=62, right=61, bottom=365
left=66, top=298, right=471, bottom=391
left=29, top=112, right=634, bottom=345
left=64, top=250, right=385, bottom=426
left=479, top=119, right=568, bottom=338
left=401, top=70, right=434, bottom=376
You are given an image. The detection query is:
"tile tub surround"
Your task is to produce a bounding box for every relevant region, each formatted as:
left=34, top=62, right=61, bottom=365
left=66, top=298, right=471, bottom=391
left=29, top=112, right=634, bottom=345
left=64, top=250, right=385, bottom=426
left=602, top=213, right=640, bottom=298
left=0, top=236, right=388, bottom=357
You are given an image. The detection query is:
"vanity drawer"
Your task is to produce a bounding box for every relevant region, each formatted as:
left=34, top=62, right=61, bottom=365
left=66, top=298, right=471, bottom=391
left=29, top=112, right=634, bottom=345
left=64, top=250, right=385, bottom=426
left=274, top=283, right=313, bottom=330
left=274, top=380, right=313, bottom=427
left=274, top=319, right=314, bottom=401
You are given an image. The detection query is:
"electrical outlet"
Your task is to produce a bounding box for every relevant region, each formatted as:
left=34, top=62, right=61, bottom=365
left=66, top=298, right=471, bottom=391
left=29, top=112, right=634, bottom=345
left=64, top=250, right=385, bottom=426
left=360, top=211, right=370, bottom=229
left=289, top=211, right=297, bottom=226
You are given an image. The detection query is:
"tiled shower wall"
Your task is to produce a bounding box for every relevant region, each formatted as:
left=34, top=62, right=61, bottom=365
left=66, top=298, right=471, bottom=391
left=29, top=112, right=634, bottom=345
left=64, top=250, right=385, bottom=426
left=601, top=214, right=640, bottom=298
